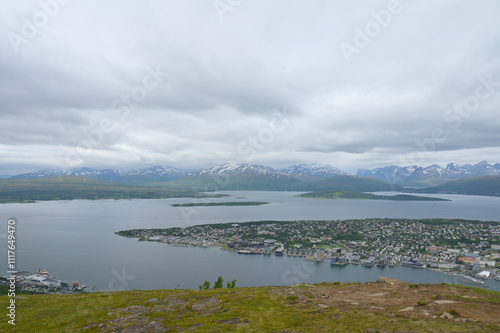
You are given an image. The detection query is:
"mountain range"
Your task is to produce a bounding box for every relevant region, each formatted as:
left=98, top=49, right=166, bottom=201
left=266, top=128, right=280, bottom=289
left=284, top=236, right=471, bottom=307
left=9, top=163, right=347, bottom=183
left=356, top=161, right=500, bottom=187
left=10, top=165, right=189, bottom=184
left=8, top=161, right=500, bottom=187
left=2, top=162, right=500, bottom=199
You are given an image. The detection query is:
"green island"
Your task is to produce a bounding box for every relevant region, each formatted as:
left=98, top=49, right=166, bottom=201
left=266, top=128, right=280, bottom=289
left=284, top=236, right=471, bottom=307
left=1, top=280, right=500, bottom=332
left=298, top=190, right=450, bottom=201
left=171, top=201, right=270, bottom=207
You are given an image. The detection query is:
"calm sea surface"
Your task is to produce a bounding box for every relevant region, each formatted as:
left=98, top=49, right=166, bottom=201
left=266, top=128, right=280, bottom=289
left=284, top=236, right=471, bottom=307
left=1, top=191, right=499, bottom=291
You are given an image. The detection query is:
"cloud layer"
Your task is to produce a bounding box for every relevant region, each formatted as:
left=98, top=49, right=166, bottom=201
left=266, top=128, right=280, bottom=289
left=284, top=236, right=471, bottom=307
left=1, top=0, right=499, bottom=175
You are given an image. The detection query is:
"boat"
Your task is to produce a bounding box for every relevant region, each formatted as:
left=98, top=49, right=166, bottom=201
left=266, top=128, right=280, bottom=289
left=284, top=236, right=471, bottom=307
left=460, top=274, right=484, bottom=284
left=275, top=247, right=284, bottom=256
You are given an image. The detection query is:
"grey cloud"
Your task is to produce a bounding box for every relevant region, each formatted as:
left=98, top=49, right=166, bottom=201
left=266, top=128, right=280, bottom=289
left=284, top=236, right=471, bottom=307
left=0, top=0, right=499, bottom=174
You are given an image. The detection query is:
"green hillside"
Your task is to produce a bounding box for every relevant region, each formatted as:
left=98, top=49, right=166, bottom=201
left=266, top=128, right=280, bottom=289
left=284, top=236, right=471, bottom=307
left=167, top=174, right=399, bottom=192
left=1, top=280, right=499, bottom=332
left=0, top=176, right=208, bottom=203
left=408, top=176, right=500, bottom=197
left=168, top=173, right=308, bottom=191
left=305, top=175, right=403, bottom=192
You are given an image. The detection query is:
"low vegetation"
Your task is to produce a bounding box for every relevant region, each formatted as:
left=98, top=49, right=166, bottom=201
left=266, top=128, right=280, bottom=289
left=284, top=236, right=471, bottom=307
left=1, top=280, right=499, bottom=332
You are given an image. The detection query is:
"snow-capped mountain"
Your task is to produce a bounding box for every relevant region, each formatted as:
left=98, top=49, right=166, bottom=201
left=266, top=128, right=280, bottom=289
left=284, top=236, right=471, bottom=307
left=281, top=163, right=347, bottom=178
left=122, top=165, right=188, bottom=179
left=10, top=166, right=188, bottom=182
left=191, top=163, right=349, bottom=179
left=357, top=161, right=500, bottom=186
left=9, top=161, right=499, bottom=186
left=192, top=164, right=288, bottom=178
left=356, top=165, right=417, bottom=184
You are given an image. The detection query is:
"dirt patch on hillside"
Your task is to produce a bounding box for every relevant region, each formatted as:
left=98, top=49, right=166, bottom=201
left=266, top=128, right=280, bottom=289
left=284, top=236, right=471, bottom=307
left=271, top=277, right=500, bottom=325
left=92, top=279, right=500, bottom=332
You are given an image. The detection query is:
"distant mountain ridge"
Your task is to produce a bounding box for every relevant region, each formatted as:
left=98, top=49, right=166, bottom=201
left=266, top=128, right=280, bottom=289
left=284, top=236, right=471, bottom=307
left=4, top=163, right=500, bottom=197
left=10, top=166, right=188, bottom=184
left=357, top=161, right=500, bottom=187
left=7, top=161, right=500, bottom=187
left=405, top=175, right=500, bottom=197
left=9, top=163, right=348, bottom=183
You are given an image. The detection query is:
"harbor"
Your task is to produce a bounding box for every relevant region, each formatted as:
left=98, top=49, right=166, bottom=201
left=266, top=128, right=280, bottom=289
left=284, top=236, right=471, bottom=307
left=1, top=270, right=87, bottom=294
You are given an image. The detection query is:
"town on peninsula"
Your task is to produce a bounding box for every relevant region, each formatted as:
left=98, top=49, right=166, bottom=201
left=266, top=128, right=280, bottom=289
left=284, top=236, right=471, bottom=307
left=117, top=218, right=500, bottom=286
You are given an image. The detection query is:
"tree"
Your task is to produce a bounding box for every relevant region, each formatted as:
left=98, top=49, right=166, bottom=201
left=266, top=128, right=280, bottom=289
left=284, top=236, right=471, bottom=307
left=213, top=276, right=224, bottom=289
left=227, top=279, right=237, bottom=288
left=199, top=280, right=211, bottom=290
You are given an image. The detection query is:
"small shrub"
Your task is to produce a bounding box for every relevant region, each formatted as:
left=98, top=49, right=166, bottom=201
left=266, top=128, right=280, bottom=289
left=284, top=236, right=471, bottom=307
left=214, top=276, right=224, bottom=289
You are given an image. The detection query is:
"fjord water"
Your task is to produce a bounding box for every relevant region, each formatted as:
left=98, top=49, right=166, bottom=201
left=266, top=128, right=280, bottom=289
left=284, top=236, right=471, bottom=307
left=1, top=191, right=499, bottom=291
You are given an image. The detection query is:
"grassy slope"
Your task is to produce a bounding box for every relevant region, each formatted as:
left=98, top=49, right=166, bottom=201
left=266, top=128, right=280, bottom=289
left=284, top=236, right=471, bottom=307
left=1, top=281, right=499, bottom=332
left=0, top=176, right=202, bottom=203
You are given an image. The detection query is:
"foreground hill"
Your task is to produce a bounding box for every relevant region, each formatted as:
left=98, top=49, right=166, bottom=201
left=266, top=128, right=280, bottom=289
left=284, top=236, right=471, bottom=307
left=1, top=279, right=499, bottom=332
left=407, top=176, right=500, bottom=197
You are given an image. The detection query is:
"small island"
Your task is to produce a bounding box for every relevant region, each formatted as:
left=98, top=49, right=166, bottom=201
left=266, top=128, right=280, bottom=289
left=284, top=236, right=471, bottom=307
left=298, top=190, right=450, bottom=201
left=171, top=201, right=270, bottom=207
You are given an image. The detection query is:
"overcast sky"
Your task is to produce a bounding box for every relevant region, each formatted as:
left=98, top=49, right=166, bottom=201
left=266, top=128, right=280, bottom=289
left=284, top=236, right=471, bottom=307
left=1, top=0, right=499, bottom=175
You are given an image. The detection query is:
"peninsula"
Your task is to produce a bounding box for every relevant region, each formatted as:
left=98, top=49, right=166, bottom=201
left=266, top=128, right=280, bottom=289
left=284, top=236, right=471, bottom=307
left=117, top=219, right=500, bottom=285
left=298, top=191, right=450, bottom=201
left=171, top=201, right=269, bottom=207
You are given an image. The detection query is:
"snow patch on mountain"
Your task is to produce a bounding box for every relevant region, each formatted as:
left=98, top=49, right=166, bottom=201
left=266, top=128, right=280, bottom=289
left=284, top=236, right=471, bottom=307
left=357, top=161, right=500, bottom=186
left=281, top=163, right=347, bottom=178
